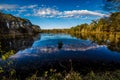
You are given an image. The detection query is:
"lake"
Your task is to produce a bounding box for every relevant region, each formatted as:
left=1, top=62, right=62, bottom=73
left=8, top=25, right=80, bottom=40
left=0, top=33, right=120, bottom=74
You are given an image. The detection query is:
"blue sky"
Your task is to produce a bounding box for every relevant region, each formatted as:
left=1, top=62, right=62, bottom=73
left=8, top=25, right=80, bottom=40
left=0, top=0, right=109, bottom=29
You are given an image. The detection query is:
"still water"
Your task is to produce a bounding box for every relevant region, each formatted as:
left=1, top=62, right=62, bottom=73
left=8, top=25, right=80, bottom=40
left=1, top=33, right=120, bottom=71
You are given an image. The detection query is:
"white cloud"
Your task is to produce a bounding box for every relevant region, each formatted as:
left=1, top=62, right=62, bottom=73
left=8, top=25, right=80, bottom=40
left=34, top=8, right=62, bottom=17
left=28, top=5, right=37, bottom=9
left=0, top=4, right=109, bottom=19
left=24, top=13, right=31, bottom=16
left=18, top=9, right=27, bottom=13
left=20, top=5, right=38, bottom=9
left=34, top=8, right=109, bottom=18
left=14, top=13, right=20, bottom=17
left=4, top=4, right=38, bottom=17
left=63, top=10, right=108, bottom=17
left=0, top=4, right=18, bottom=10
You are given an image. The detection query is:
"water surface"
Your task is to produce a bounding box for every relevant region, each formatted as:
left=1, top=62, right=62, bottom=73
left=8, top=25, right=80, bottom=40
left=1, top=33, right=120, bottom=72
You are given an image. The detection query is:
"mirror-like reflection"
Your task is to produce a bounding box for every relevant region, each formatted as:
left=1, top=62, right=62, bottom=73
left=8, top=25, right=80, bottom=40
left=0, top=34, right=40, bottom=59
left=9, top=33, right=120, bottom=68
left=71, top=33, right=120, bottom=52
left=0, top=33, right=120, bottom=76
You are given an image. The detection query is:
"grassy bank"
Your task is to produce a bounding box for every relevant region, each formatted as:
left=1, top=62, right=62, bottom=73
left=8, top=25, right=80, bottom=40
left=26, top=69, right=120, bottom=80
left=0, top=69, right=120, bottom=80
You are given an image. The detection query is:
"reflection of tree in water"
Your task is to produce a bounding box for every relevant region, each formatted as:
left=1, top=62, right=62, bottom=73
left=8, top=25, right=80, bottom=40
left=108, top=36, right=120, bottom=52
left=71, top=33, right=120, bottom=52
left=0, top=34, right=40, bottom=58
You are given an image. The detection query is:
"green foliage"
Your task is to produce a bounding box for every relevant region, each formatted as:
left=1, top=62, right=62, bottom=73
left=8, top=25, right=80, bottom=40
left=1, top=50, right=15, bottom=60
left=0, top=67, right=4, bottom=73
left=64, top=71, right=82, bottom=80
left=71, top=33, right=120, bottom=52
left=47, top=69, right=62, bottom=80
left=10, top=69, right=16, bottom=76
left=70, top=12, right=120, bottom=33
left=0, top=67, right=120, bottom=80
left=25, top=69, right=120, bottom=80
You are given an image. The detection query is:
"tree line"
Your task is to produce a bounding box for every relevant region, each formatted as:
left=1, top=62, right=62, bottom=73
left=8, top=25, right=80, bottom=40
left=70, top=12, right=120, bottom=33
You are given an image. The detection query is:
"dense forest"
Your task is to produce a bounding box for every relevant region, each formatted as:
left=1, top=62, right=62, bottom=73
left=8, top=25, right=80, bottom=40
left=42, top=12, right=120, bottom=34
left=70, top=12, right=120, bottom=33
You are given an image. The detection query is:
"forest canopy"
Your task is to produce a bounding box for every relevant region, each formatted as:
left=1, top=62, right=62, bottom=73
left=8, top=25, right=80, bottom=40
left=70, top=12, right=120, bottom=33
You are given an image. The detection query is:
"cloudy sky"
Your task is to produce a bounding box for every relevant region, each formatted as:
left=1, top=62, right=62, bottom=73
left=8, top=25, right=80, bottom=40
left=0, top=0, right=109, bottom=29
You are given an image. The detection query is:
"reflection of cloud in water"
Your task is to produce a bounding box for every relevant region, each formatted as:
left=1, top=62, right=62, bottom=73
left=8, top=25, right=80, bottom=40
left=63, top=44, right=106, bottom=51
left=10, top=44, right=106, bottom=58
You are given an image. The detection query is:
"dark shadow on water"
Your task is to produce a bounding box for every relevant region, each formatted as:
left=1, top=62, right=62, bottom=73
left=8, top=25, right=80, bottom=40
left=57, top=41, right=63, bottom=49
